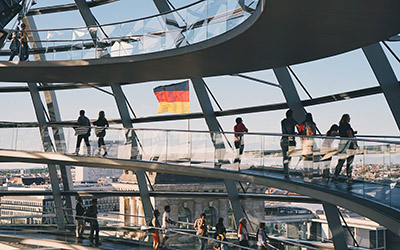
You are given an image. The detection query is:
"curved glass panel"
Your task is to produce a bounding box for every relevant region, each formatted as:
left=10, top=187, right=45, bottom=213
left=1, top=0, right=260, bottom=61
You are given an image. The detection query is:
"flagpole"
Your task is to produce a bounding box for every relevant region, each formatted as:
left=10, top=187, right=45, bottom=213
left=187, top=116, right=191, bottom=163
left=187, top=79, right=191, bottom=163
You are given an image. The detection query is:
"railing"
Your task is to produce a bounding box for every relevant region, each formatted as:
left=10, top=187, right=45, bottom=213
left=0, top=211, right=326, bottom=250
left=1, top=0, right=260, bottom=61
left=0, top=125, right=399, bottom=213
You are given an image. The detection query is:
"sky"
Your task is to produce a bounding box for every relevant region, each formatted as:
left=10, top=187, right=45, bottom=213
left=0, top=0, right=399, bottom=169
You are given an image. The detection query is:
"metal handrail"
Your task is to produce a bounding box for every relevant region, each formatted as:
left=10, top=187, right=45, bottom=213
left=35, top=123, right=400, bottom=145
left=6, top=0, right=208, bottom=33
left=1, top=122, right=399, bottom=145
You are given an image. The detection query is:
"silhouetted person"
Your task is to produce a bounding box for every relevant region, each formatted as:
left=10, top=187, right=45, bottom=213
left=321, top=124, right=339, bottom=178
left=280, top=109, right=299, bottom=178
left=161, top=205, right=176, bottom=247
left=19, top=23, right=29, bottom=61
left=334, top=114, right=357, bottom=181
left=234, top=117, right=248, bottom=163
left=299, top=113, right=317, bottom=178
left=151, top=209, right=161, bottom=250
left=75, top=196, right=86, bottom=241
left=74, top=110, right=91, bottom=156
left=238, top=218, right=249, bottom=247
left=87, top=198, right=100, bottom=247
left=215, top=217, right=226, bottom=238
left=257, top=222, right=270, bottom=250
left=93, top=111, right=109, bottom=157
left=8, top=28, right=21, bottom=61
left=194, top=213, right=208, bottom=250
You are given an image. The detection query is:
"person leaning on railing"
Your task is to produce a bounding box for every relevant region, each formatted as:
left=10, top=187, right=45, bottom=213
left=151, top=209, right=161, bottom=250
left=93, top=110, right=109, bottom=157
left=321, top=124, right=339, bottom=178
left=75, top=196, right=86, bottom=241
left=298, top=113, right=317, bottom=178
left=256, top=222, right=271, bottom=250
left=73, top=110, right=91, bottom=156
left=334, top=114, right=358, bottom=181
left=161, top=205, right=176, bottom=247
left=234, top=117, right=248, bottom=163
left=280, top=109, right=299, bottom=178
left=194, top=212, right=208, bottom=250
left=238, top=218, right=249, bottom=247
left=7, top=28, right=21, bottom=61
left=86, top=198, right=101, bottom=247
left=19, top=23, right=29, bottom=61
left=215, top=217, right=226, bottom=238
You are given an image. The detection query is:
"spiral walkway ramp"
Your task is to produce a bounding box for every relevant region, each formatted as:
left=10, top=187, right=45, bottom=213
left=0, top=0, right=399, bottom=83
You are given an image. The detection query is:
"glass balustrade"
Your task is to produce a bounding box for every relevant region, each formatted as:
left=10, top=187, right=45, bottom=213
left=0, top=208, right=324, bottom=250
left=1, top=0, right=260, bottom=61
left=0, top=125, right=399, bottom=213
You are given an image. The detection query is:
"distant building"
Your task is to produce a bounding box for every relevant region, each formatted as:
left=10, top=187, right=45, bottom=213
left=74, top=140, right=123, bottom=183
left=8, top=176, right=47, bottom=186
left=0, top=187, right=56, bottom=225
left=0, top=184, right=119, bottom=225
left=263, top=204, right=400, bottom=250
left=75, top=167, right=122, bottom=183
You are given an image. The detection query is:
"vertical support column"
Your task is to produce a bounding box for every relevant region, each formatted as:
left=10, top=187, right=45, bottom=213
left=27, top=82, right=66, bottom=230
left=43, top=89, right=74, bottom=224
left=362, top=43, right=400, bottom=131
left=273, top=67, right=306, bottom=123
left=110, top=83, right=153, bottom=224
left=322, top=202, right=349, bottom=250
left=25, top=16, right=74, bottom=224
left=191, top=78, right=244, bottom=229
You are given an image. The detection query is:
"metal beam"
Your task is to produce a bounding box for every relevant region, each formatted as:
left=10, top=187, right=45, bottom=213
left=74, top=0, right=97, bottom=26
left=322, top=202, right=349, bottom=250
left=110, top=83, right=153, bottom=225
left=362, top=43, right=400, bottom=132
left=27, top=82, right=66, bottom=230
left=191, top=78, right=245, bottom=229
left=273, top=67, right=306, bottom=123
left=74, top=0, right=108, bottom=58
left=25, top=16, right=74, bottom=225
left=152, top=0, right=171, bottom=13
left=0, top=190, right=318, bottom=202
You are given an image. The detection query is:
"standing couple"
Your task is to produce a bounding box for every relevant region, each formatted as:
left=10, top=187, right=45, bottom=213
left=74, top=110, right=109, bottom=157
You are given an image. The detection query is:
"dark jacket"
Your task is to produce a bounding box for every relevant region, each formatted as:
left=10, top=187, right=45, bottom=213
left=76, top=202, right=85, bottom=220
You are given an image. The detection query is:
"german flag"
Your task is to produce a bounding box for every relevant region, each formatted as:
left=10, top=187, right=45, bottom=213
left=153, top=81, right=189, bottom=114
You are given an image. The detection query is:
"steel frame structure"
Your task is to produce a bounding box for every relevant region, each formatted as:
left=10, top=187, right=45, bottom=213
left=0, top=2, right=398, bottom=249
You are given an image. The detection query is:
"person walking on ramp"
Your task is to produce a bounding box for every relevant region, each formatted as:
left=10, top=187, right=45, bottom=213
left=234, top=117, right=248, bottom=163
left=280, top=109, right=299, bottom=178
left=334, top=114, right=358, bottom=181
left=74, top=110, right=91, bottom=156
left=93, top=111, right=109, bottom=157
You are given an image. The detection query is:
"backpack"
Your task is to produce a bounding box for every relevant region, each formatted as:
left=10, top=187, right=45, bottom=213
left=298, top=122, right=315, bottom=136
